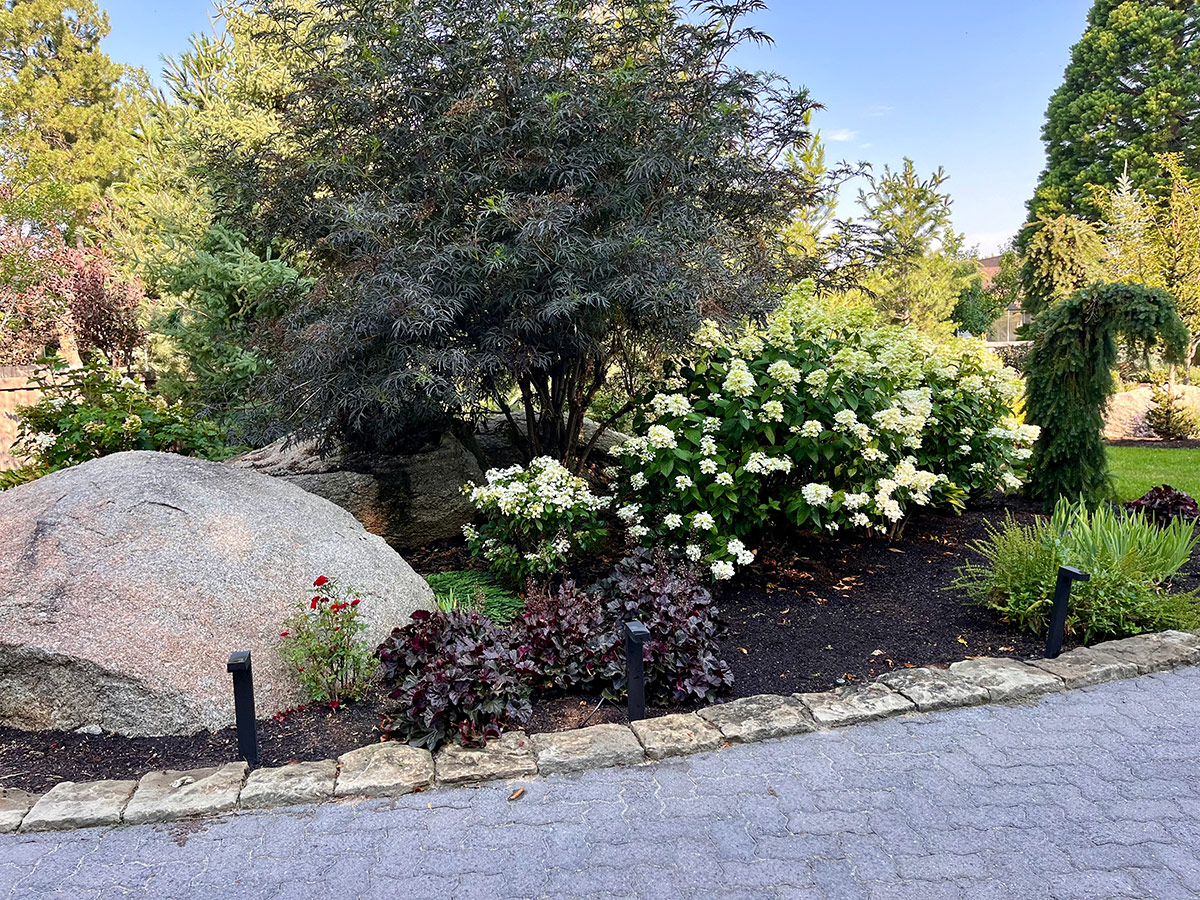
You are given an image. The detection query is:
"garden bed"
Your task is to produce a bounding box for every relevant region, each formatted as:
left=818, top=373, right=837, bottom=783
left=7, top=496, right=1171, bottom=795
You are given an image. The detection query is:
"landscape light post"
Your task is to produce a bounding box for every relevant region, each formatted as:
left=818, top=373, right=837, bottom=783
left=226, top=650, right=260, bottom=768
left=623, top=621, right=650, bottom=722
left=1045, top=566, right=1090, bottom=659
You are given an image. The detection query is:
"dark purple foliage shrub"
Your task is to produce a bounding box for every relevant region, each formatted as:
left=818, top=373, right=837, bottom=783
left=1126, top=485, right=1200, bottom=523
left=377, top=610, right=536, bottom=749
left=515, top=581, right=622, bottom=695
left=597, top=549, right=734, bottom=703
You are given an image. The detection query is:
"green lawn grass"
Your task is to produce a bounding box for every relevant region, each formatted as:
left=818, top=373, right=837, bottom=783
left=1107, top=445, right=1200, bottom=501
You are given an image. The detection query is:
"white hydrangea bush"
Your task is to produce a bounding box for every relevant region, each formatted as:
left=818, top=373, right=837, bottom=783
left=615, top=281, right=1038, bottom=580
left=462, top=457, right=611, bottom=581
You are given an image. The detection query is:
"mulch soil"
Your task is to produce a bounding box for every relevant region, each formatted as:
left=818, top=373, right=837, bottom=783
left=6, top=497, right=1197, bottom=795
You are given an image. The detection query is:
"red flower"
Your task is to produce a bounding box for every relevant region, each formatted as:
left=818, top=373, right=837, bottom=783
left=313, top=576, right=329, bottom=587
left=279, top=631, right=290, bottom=637
left=310, top=597, right=319, bottom=610
left=350, top=598, right=361, bottom=606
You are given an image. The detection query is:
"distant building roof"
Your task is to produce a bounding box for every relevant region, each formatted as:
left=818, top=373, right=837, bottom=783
left=978, top=255, right=1003, bottom=288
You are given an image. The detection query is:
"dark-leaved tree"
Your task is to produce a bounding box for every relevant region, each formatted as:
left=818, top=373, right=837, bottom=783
left=218, top=0, right=820, bottom=464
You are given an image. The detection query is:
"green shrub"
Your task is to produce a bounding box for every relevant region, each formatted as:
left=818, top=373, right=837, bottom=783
left=7, top=356, right=229, bottom=485
left=462, top=457, right=610, bottom=583
left=955, top=499, right=1200, bottom=641
left=615, top=282, right=1035, bottom=579
left=1144, top=383, right=1199, bottom=440
left=425, top=571, right=524, bottom=624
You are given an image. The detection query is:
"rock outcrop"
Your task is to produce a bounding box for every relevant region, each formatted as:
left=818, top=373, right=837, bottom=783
left=0, top=451, right=435, bottom=736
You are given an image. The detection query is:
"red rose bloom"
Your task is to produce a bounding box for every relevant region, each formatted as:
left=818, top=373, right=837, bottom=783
left=313, top=576, right=329, bottom=587
left=350, top=598, right=360, bottom=606
left=280, top=631, right=290, bottom=637
left=310, top=597, right=319, bottom=610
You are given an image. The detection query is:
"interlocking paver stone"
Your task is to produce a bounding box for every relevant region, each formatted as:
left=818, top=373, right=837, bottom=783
left=239, top=760, right=337, bottom=809
left=0, top=789, right=36, bottom=834
left=3, top=669, right=1200, bottom=898
left=123, top=762, right=248, bottom=824
left=532, top=723, right=645, bottom=774
left=336, top=742, right=434, bottom=798
left=1091, top=632, right=1200, bottom=673
left=434, top=731, right=537, bottom=785
left=1027, top=646, right=1139, bottom=687
left=797, top=682, right=915, bottom=727
left=19, top=779, right=136, bottom=832
left=698, top=693, right=815, bottom=743
left=878, top=666, right=990, bottom=711
left=630, top=712, right=723, bottom=760
left=948, top=657, right=1064, bottom=701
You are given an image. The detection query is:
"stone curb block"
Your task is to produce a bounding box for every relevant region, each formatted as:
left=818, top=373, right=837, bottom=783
left=7, top=629, right=1199, bottom=833
left=239, top=760, right=338, bottom=810
left=124, top=763, right=249, bottom=825
left=0, top=789, right=37, bottom=834
left=878, top=667, right=990, bottom=712
left=947, top=657, right=1064, bottom=702
left=698, top=694, right=815, bottom=743
left=631, top=713, right=723, bottom=760
left=337, top=743, right=434, bottom=798
left=532, top=723, right=644, bottom=775
left=797, top=682, right=915, bottom=727
left=434, top=732, right=538, bottom=786
left=19, top=780, right=136, bottom=832
left=1027, top=646, right=1139, bottom=687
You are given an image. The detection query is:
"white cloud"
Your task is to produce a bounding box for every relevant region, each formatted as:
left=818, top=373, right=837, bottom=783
left=825, top=128, right=858, bottom=142
left=867, top=105, right=893, bottom=118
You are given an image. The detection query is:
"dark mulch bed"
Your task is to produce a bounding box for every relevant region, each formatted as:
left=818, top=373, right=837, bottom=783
left=7, top=496, right=1196, bottom=795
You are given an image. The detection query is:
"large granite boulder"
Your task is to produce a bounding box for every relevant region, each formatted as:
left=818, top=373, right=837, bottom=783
left=230, top=433, right=484, bottom=551
left=0, top=451, right=435, bottom=737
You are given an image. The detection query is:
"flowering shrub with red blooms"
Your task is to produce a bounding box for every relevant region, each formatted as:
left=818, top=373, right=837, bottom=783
left=377, top=610, right=536, bottom=750
left=277, top=576, right=376, bottom=706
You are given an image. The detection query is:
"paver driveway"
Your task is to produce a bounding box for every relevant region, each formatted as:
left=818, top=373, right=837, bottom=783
left=3, top=667, right=1200, bottom=899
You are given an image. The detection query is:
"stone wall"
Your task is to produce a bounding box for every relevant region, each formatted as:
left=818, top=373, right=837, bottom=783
left=0, top=366, right=38, bottom=470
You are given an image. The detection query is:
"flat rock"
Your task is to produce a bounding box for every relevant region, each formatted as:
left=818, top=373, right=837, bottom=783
left=239, top=760, right=338, bottom=809
left=434, top=732, right=538, bottom=786
left=0, top=788, right=36, bottom=834
left=698, top=694, right=815, bottom=743
left=797, top=683, right=915, bottom=728
left=336, top=742, right=434, bottom=798
left=1028, top=647, right=1139, bottom=687
left=0, top=451, right=434, bottom=736
left=630, top=713, right=723, bottom=760
left=1089, top=632, right=1200, bottom=674
left=878, top=667, right=990, bottom=712
left=20, top=779, right=136, bottom=832
left=948, top=657, right=1064, bottom=702
left=531, top=724, right=645, bottom=775
left=123, top=763, right=248, bottom=825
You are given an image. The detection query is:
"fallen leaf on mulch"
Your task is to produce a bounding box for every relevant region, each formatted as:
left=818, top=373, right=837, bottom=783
left=508, top=788, right=525, bottom=802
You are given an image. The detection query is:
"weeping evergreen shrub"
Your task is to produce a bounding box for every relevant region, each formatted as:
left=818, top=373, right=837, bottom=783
left=1025, top=283, right=1190, bottom=507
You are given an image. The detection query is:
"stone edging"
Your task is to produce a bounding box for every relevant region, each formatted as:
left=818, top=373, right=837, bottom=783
left=3, top=630, right=1198, bottom=834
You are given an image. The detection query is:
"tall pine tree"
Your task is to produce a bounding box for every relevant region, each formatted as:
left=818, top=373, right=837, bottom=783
left=1027, top=0, right=1200, bottom=227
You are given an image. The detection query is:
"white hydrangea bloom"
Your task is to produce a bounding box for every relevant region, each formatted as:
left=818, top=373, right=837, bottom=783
left=651, top=393, right=692, bottom=417
left=715, top=472, right=734, bottom=486
left=647, top=424, right=678, bottom=449
left=760, top=400, right=785, bottom=423
left=843, top=492, right=870, bottom=509
left=801, top=483, right=833, bottom=506
left=699, top=458, right=718, bottom=475
left=675, top=475, right=694, bottom=491
left=692, top=511, right=716, bottom=531
left=806, top=368, right=829, bottom=390
left=767, top=359, right=802, bottom=391
left=702, top=416, right=721, bottom=434
left=711, top=560, right=735, bottom=581
left=723, top=359, right=757, bottom=398
left=799, top=420, right=823, bottom=438
left=663, top=513, right=684, bottom=530
left=685, top=544, right=703, bottom=561
left=630, top=471, right=648, bottom=489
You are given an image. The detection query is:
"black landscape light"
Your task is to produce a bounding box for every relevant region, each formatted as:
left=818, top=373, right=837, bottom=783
left=226, top=650, right=260, bottom=768
left=623, top=621, right=650, bottom=722
left=1045, top=566, right=1090, bottom=659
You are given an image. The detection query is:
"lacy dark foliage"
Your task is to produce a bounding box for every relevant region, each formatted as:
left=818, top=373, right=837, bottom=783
left=223, top=0, right=821, bottom=463
left=377, top=610, right=536, bottom=749
left=597, top=550, right=734, bottom=703
left=1126, top=485, right=1200, bottom=524
left=1026, top=282, right=1190, bottom=508
left=516, top=581, right=622, bottom=695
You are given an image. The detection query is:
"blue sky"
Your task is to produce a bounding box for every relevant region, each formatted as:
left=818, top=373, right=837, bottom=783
left=100, top=0, right=1094, bottom=256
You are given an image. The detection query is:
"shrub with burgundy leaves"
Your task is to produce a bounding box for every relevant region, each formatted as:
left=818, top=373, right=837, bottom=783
left=596, top=549, right=733, bottom=704
left=515, top=581, right=622, bottom=696
left=277, top=575, right=377, bottom=707
left=377, top=610, right=536, bottom=749
left=1126, top=485, right=1200, bottom=524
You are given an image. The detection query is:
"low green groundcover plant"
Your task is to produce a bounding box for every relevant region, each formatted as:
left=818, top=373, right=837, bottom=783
left=426, top=570, right=524, bottom=624
left=4, top=356, right=228, bottom=488
left=278, top=576, right=378, bottom=706
left=955, top=500, right=1200, bottom=641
